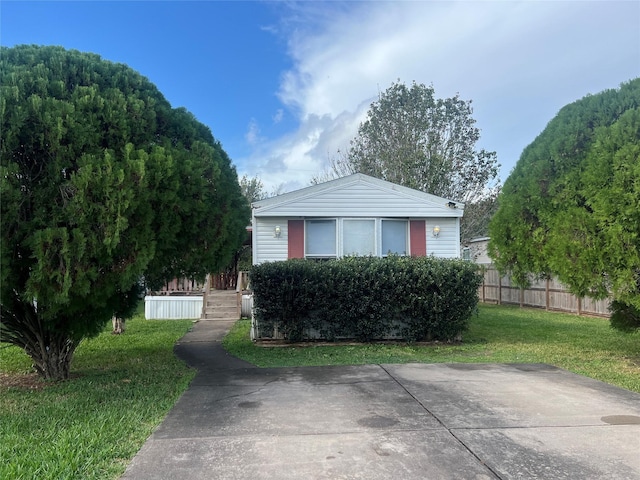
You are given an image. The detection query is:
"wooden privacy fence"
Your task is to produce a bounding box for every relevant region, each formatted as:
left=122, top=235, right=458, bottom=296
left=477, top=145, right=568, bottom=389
left=478, top=266, right=610, bottom=317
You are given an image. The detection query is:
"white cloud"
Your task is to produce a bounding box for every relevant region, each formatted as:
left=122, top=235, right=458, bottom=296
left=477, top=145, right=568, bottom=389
left=240, top=1, right=640, bottom=192
left=272, top=108, right=284, bottom=124
left=244, top=118, right=263, bottom=146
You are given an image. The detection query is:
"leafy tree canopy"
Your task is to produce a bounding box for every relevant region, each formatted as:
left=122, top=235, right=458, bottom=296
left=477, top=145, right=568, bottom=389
left=489, top=78, right=640, bottom=331
left=313, top=80, right=500, bottom=243
left=0, top=45, right=250, bottom=379
left=239, top=174, right=268, bottom=203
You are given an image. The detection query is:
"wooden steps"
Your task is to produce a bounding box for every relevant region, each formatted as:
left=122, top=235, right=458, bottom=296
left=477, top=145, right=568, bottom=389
left=201, top=289, right=239, bottom=321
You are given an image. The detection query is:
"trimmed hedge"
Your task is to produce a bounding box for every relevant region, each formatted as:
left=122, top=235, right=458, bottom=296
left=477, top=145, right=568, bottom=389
left=250, top=256, right=482, bottom=342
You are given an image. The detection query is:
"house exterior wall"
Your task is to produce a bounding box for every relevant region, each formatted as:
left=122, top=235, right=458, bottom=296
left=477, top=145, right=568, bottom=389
left=425, top=217, right=460, bottom=258
left=466, top=237, right=492, bottom=264
left=252, top=216, right=461, bottom=263
left=252, top=217, right=289, bottom=264
left=255, top=181, right=451, bottom=218
left=251, top=174, right=463, bottom=264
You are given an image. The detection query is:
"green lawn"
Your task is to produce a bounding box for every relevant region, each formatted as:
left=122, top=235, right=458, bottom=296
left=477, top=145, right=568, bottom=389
left=0, top=314, right=195, bottom=480
left=223, top=304, right=640, bottom=393
left=1, top=304, right=638, bottom=479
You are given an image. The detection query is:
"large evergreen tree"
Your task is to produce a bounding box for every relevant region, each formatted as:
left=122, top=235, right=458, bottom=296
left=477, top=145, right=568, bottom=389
left=489, top=78, right=640, bottom=331
left=0, top=45, right=249, bottom=380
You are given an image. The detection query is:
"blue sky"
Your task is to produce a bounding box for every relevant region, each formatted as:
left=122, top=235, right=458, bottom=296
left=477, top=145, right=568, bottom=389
left=2, top=1, right=639, bottom=193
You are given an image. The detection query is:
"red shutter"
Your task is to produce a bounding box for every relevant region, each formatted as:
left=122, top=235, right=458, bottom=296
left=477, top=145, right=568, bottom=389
left=288, top=220, right=305, bottom=259
left=410, top=220, right=426, bottom=257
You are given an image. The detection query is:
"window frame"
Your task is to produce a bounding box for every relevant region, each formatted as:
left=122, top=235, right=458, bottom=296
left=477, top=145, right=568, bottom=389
left=304, top=218, right=338, bottom=259
left=341, top=218, right=377, bottom=257
left=381, top=218, right=409, bottom=257
left=303, top=218, right=409, bottom=259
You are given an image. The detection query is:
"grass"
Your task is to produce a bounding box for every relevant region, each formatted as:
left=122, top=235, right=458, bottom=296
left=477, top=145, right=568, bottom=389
left=223, top=304, right=640, bottom=393
left=1, top=304, right=638, bottom=479
left=0, top=312, right=195, bottom=480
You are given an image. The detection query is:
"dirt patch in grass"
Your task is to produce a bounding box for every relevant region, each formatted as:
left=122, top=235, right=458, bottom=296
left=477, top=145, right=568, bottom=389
left=625, top=356, right=640, bottom=367
left=0, top=372, right=82, bottom=391
left=0, top=372, right=47, bottom=391
left=0, top=371, right=85, bottom=390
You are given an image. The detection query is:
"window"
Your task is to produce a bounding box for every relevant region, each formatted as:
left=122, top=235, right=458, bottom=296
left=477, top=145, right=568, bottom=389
left=305, top=220, right=336, bottom=257
left=381, top=220, right=407, bottom=255
left=343, top=219, right=375, bottom=256
left=304, top=218, right=409, bottom=258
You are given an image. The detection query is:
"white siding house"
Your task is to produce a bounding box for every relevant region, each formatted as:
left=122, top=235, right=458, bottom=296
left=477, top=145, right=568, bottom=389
left=466, top=237, right=492, bottom=264
left=252, top=174, right=464, bottom=264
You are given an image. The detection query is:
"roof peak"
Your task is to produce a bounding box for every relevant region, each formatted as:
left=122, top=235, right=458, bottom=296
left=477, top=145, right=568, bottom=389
left=253, top=173, right=463, bottom=209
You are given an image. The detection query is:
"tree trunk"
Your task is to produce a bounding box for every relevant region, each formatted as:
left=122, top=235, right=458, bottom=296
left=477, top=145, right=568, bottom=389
left=1, top=300, right=80, bottom=382
left=23, top=332, right=79, bottom=381
left=112, top=316, right=126, bottom=334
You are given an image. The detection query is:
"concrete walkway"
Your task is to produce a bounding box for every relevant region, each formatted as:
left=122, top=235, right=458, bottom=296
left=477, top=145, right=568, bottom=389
left=122, top=319, right=640, bottom=479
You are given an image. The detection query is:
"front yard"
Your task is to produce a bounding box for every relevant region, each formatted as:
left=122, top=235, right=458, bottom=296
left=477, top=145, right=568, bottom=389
left=0, top=315, right=195, bottom=480
left=1, top=304, right=638, bottom=479
left=224, top=304, right=640, bottom=393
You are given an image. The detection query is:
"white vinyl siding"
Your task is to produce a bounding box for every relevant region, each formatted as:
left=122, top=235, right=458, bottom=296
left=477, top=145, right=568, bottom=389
left=253, top=175, right=463, bottom=219
left=252, top=218, right=289, bottom=264
left=426, top=217, right=459, bottom=258
left=144, top=296, right=202, bottom=320
left=251, top=174, right=463, bottom=264
left=257, top=183, right=439, bottom=217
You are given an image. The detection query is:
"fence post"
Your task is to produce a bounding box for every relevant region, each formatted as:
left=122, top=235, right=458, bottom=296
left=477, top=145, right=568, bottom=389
left=498, top=274, right=502, bottom=305
left=519, top=287, right=524, bottom=308
left=545, top=278, right=550, bottom=311
left=201, top=274, right=210, bottom=320
left=482, top=274, right=486, bottom=303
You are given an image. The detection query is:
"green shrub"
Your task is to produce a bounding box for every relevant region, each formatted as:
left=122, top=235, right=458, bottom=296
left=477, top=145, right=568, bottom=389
left=609, top=300, right=640, bottom=333
left=250, top=256, right=482, bottom=342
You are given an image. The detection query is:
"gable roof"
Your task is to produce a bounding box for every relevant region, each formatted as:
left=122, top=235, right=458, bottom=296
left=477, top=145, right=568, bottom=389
left=252, top=173, right=464, bottom=218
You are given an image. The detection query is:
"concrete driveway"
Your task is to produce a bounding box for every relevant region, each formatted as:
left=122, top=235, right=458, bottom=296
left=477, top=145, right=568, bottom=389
left=122, top=320, right=640, bottom=479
